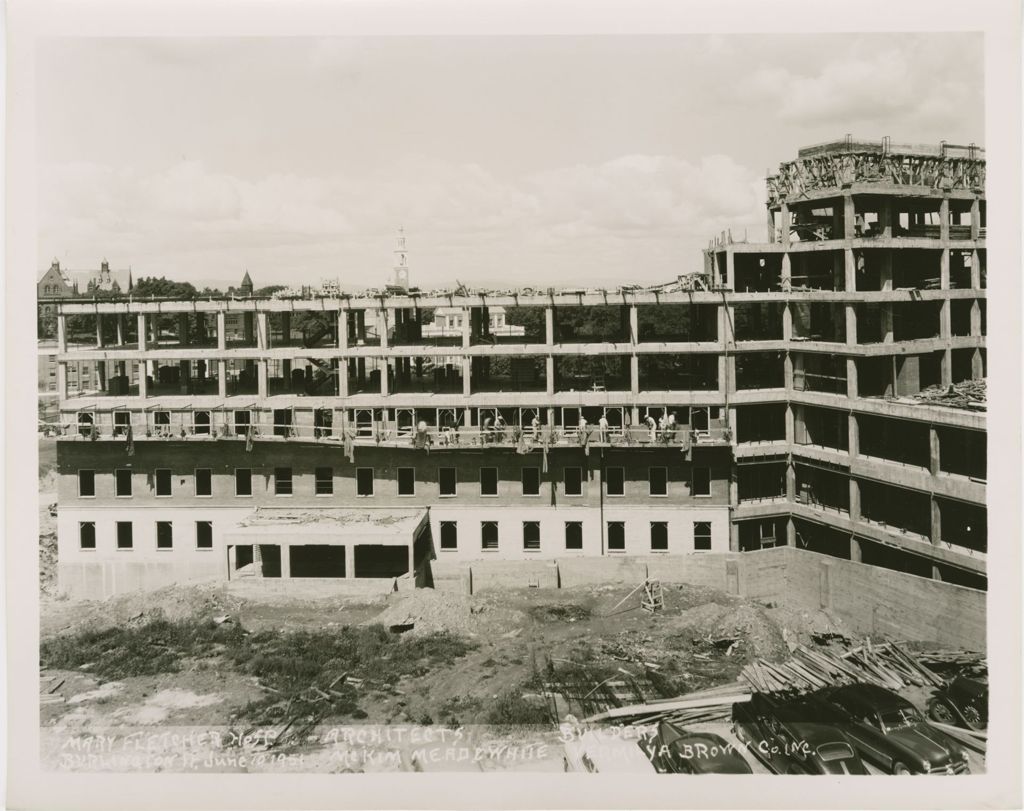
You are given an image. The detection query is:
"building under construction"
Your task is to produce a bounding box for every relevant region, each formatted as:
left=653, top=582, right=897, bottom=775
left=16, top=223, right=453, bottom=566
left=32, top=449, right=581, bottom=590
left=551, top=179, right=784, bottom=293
left=44, top=137, right=987, bottom=598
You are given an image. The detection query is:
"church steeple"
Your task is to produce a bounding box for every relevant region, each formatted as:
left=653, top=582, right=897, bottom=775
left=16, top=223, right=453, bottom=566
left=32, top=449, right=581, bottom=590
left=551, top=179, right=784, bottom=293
left=392, top=226, right=409, bottom=290
left=240, top=270, right=254, bottom=295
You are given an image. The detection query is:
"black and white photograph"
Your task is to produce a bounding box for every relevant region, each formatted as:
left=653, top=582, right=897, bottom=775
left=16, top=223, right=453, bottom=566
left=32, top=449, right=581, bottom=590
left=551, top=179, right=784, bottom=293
left=5, top=0, right=1022, bottom=808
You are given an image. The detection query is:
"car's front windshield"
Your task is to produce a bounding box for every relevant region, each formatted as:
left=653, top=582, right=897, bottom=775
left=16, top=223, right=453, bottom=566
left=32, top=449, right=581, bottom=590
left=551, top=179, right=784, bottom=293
left=879, top=707, right=923, bottom=730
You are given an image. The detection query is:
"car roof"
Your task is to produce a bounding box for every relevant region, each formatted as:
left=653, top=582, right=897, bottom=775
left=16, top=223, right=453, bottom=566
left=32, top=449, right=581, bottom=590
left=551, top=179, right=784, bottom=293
left=833, top=683, right=912, bottom=710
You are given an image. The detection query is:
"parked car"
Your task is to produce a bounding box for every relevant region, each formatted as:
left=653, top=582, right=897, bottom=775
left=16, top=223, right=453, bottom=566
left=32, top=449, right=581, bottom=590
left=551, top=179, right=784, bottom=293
left=927, top=674, right=987, bottom=731
left=649, top=720, right=752, bottom=774
left=810, top=684, right=971, bottom=774
left=731, top=693, right=868, bottom=774
left=563, top=729, right=658, bottom=773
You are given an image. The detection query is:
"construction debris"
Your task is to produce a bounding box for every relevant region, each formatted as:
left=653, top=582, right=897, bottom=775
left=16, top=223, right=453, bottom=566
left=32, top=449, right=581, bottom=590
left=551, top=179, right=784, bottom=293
left=911, top=379, right=986, bottom=411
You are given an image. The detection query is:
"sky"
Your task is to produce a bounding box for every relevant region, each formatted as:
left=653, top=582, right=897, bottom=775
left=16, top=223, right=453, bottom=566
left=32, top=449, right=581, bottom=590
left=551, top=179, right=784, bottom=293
left=36, top=34, right=984, bottom=291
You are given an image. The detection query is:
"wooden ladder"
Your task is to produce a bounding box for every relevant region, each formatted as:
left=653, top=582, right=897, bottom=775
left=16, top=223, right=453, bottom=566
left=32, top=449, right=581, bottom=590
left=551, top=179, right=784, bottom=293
left=641, top=579, right=664, bottom=613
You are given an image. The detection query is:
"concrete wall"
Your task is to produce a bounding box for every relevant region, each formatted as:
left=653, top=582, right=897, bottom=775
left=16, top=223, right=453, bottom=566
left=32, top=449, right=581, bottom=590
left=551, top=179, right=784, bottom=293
left=429, top=546, right=985, bottom=651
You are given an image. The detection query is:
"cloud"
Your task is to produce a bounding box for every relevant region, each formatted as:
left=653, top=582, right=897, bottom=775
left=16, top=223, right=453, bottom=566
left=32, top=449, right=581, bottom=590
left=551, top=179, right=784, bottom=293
left=38, top=151, right=765, bottom=286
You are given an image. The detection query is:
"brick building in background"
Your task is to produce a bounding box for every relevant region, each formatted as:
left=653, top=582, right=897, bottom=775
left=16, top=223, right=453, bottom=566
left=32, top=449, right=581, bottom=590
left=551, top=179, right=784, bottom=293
left=46, top=138, right=987, bottom=599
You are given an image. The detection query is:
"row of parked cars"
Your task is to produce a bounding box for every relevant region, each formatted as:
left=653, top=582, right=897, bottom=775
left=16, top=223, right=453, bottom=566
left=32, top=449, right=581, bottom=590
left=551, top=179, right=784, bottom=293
left=565, top=683, right=977, bottom=775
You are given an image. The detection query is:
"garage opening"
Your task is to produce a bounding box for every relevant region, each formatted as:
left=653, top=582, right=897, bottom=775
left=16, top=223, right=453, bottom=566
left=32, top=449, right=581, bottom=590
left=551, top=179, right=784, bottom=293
left=354, top=545, right=409, bottom=578
left=289, top=545, right=347, bottom=578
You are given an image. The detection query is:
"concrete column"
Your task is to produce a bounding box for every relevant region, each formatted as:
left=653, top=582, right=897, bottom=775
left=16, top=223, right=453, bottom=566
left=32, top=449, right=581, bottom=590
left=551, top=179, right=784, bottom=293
left=939, top=197, right=950, bottom=242
left=463, top=358, right=472, bottom=397
left=782, top=303, right=793, bottom=340
left=780, top=203, right=790, bottom=249
left=781, top=253, right=792, bottom=291
left=939, top=300, right=951, bottom=340
left=137, top=314, right=148, bottom=350
left=847, top=414, right=859, bottom=457
left=138, top=361, right=148, bottom=398
left=941, top=348, right=953, bottom=387
left=338, top=310, right=348, bottom=350
left=280, top=545, right=291, bottom=579
left=843, top=193, right=855, bottom=240
left=930, top=498, right=942, bottom=545
left=345, top=545, right=355, bottom=579
left=848, top=477, right=861, bottom=521
left=881, top=306, right=894, bottom=344
left=970, top=198, right=981, bottom=240
left=256, top=313, right=269, bottom=350
left=931, top=565, right=943, bottom=582
left=178, top=313, right=189, bottom=346
left=217, top=312, right=226, bottom=351
left=784, top=404, right=795, bottom=443
left=725, top=250, right=735, bottom=289
left=970, top=300, right=982, bottom=336
left=878, top=197, right=892, bottom=239
left=630, top=356, right=640, bottom=396
left=257, top=361, right=268, bottom=398
left=218, top=360, right=227, bottom=397
left=408, top=543, right=415, bottom=578
left=380, top=360, right=389, bottom=395
left=729, top=520, right=740, bottom=552
left=971, top=348, right=984, bottom=379
left=940, top=248, right=950, bottom=290
left=844, top=248, right=856, bottom=292
left=377, top=309, right=389, bottom=348
left=545, top=307, right=555, bottom=345
left=786, top=462, right=796, bottom=501
left=57, top=315, right=67, bottom=353
left=845, top=304, right=857, bottom=345
left=785, top=517, right=796, bottom=547
left=466, top=408, right=474, bottom=430
left=929, top=426, right=941, bottom=476
left=850, top=536, right=862, bottom=563
left=879, top=251, right=893, bottom=291
left=718, top=305, right=733, bottom=347
left=95, top=315, right=105, bottom=348
left=462, top=308, right=471, bottom=348
left=339, top=364, right=349, bottom=398
left=116, top=315, right=125, bottom=346
left=783, top=352, right=794, bottom=391
left=845, top=358, right=858, bottom=398
left=629, top=305, right=638, bottom=345
left=546, top=357, right=555, bottom=396
left=56, top=363, right=68, bottom=399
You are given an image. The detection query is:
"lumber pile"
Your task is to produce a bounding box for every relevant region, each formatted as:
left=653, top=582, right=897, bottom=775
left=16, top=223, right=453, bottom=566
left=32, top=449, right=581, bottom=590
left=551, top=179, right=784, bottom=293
left=912, top=379, right=986, bottom=411
left=582, top=682, right=750, bottom=726
left=739, top=640, right=948, bottom=693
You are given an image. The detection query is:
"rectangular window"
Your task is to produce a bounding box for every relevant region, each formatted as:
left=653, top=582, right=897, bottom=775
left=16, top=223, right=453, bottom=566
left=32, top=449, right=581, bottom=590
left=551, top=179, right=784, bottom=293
left=692, top=467, right=711, bottom=497
left=398, top=467, right=415, bottom=496
left=79, top=521, right=96, bottom=550
left=694, top=521, right=712, bottom=551
left=650, top=521, right=668, bottom=551
left=234, top=410, right=251, bottom=436
left=565, top=521, right=583, bottom=550
left=155, top=468, right=172, bottom=497
left=193, top=410, right=211, bottom=435
left=113, top=410, right=131, bottom=437
left=196, top=521, right=213, bottom=550
left=156, top=521, right=173, bottom=550
left=153, top=411, right=171, bottom=435
left=195, top=468, right=212, bottom=497
left=315, top=467, right=333, bottom=496
left=116, top=521, right=134, bottom=550
left=439, top=467, right=457, bottom=497
left=607, top=521, right=625, bottom=552
left=480, top=467, right=498, bottom=496
left=274, top=467, right=293, bottom=496
left=356, top=468, right=374, bottom=497
left=440, top=521, right=458, bottom=550
left=605, top=466, right=625, bottom=496
left=115, top=469, right=133, bottom=497
left=481, top=521, right=499, bottom=550
left=521, top=467, right=540, bottom=496
left=649, top=467, right=668, bottom=496
left=235, top=468, right=252, bottom=497
left=523, top=521, right=541, bottom=551
left=78, top=469, right=95, bottom=498
left=564, top=467, right=583, bottom=497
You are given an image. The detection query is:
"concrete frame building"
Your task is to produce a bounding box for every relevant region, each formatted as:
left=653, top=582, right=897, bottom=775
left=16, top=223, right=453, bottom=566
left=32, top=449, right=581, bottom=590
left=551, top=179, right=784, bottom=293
left=47, top=138, right=987, bottom=599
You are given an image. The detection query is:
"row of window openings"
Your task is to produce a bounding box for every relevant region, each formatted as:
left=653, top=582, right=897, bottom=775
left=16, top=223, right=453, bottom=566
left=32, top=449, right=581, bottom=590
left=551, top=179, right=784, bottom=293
left=78, top=466, right=713, bottom=498
left=439, top=520, right=713, bottom=552
left=78, top=521, right=212, bottom=550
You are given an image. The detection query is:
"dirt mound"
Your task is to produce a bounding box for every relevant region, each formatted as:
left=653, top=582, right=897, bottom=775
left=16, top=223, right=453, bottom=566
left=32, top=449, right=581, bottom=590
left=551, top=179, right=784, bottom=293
left=664, top=601, right=788, bottom=661
left=369, top=589, right=524, bottom=636
left=528, top=603, right=591, bottom=623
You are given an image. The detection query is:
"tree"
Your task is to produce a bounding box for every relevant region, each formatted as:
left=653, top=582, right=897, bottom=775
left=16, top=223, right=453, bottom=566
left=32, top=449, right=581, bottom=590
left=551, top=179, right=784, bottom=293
left=133, top=277, right=199, bottom=299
